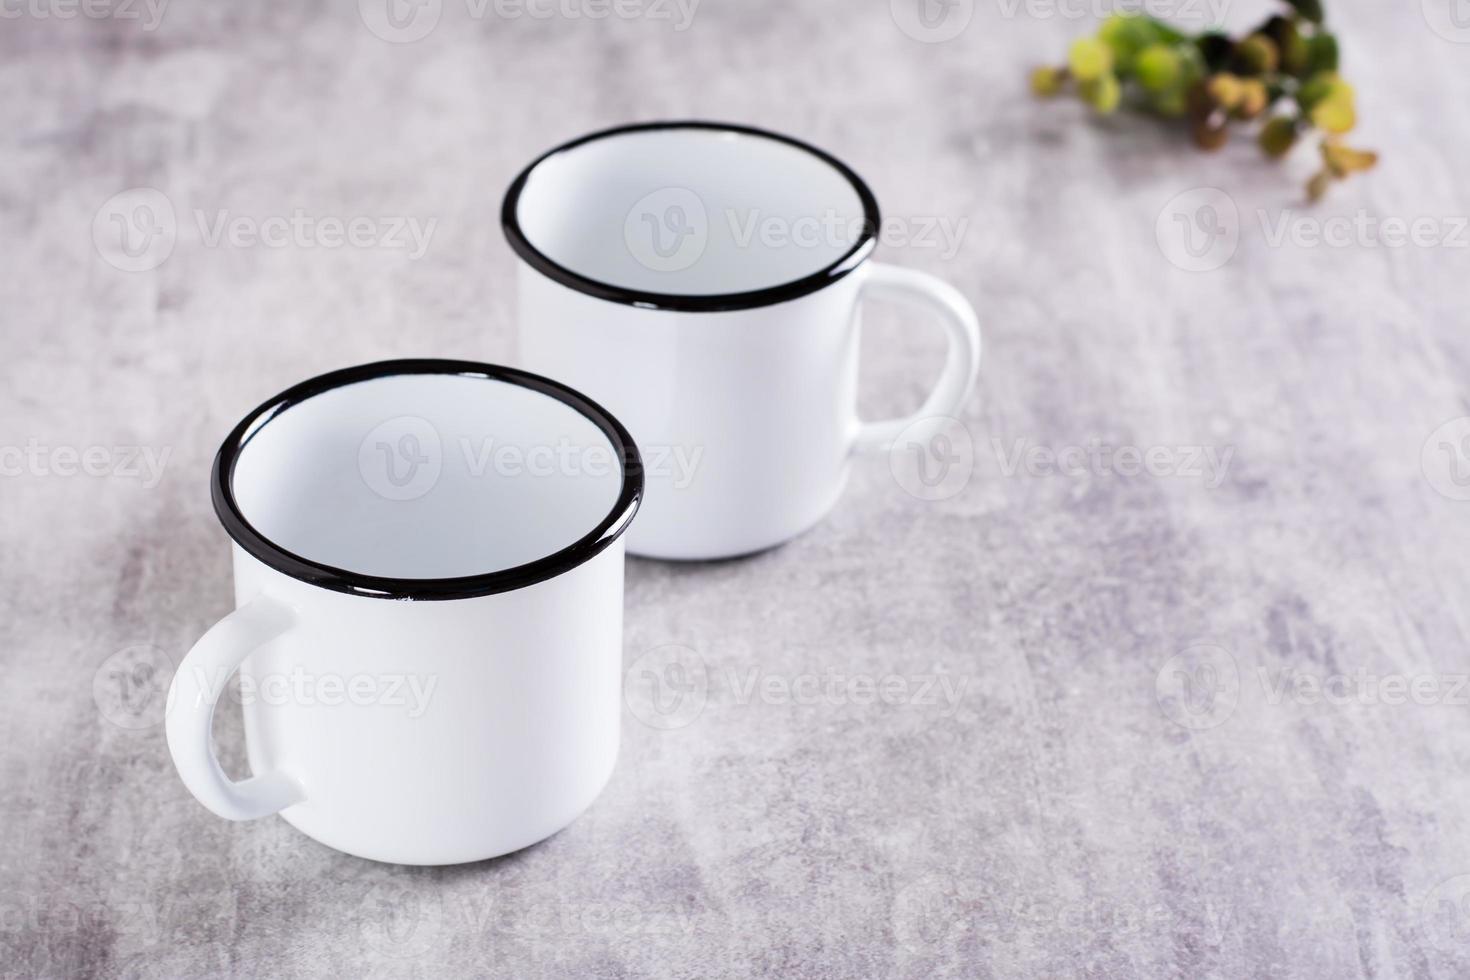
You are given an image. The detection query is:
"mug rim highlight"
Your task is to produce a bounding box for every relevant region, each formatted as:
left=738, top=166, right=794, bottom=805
left=211, top=358, right=644, bottom=601
left=500, top=119, right=883, bottom=314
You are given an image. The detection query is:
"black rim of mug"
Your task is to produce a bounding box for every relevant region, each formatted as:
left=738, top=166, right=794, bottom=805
left=211, top=358, right=644, bottom=601
left=500, top=120, right=884, bottom=313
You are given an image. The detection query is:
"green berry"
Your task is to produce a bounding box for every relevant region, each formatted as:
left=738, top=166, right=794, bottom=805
left=1030, top=66, right=1066, bottom=97
left=1097, top=13, right=1134, bottom=46
left=1311, top=97, right=1356, bottom=134
left=1297, top=71, right=1336, bottom=110
left=1237, top=79, right=1269, bottom=119
left=1299, top=72, right=1354, bottom=121
left=1069, top=37, right=1114, bottom=82
left=1259, top=116, right=1299, bottom=158
left=1206, top=73, right=1245, bottom=111
left=1098, top=14, right=1150, bottom=70
left=1307, top=33, right=1339, bottom=74
left=1234, top=34, right=1280, bottom=76
left=1080, top=72, right=1122, bottom=114
left=1136, top=44, right=1183, bottom=93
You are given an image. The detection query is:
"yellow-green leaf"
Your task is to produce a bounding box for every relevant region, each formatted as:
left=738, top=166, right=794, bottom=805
left=1321, top=141, right=1379, bottom=176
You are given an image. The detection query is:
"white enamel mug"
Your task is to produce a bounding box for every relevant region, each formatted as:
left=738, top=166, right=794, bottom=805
left=503, top=121, right=982, bottom=561
left=165, top=360, right=642, bottom=865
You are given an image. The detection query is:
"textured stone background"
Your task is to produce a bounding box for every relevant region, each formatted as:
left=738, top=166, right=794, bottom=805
left=4, top=0, right=1470, bottom=976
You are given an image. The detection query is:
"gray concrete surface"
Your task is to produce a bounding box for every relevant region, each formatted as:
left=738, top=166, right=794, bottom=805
left=4, top=0, right=1470, bottom=976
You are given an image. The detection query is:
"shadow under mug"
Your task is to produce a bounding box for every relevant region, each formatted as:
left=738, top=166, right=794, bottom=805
left=165, top=360, right=642, bottom=865
left=503, top=120, right=982, bottom=561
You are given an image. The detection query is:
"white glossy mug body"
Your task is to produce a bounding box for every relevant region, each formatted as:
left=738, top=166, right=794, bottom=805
left=165, top=360, right=642, bottom=865
left=503, top=121, right=982, bottom=560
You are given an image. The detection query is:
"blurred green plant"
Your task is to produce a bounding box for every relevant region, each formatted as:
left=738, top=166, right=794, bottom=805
left=1030, top=0, right=1377, bottom=200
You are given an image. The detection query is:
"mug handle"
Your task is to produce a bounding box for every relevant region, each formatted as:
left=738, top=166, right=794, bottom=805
left=851, top=262, right=982, bottom=453
left=165, top=595, right=306, bottom=820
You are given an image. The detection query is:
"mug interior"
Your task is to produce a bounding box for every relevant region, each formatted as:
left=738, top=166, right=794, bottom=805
left=222, top=365, right=633, bottom=588
left=507, top=123, right=878, bottom=302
